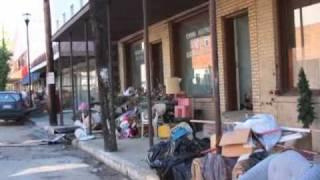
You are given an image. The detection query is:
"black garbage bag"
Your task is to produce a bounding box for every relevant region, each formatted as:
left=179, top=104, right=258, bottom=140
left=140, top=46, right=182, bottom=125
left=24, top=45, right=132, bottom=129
left=171, top=159, right=193, bottom=180
left=170, top=136, right=210, bottom=156
left=147, top=141, right=174, bottom=179
left=147, top=141, right=171, bottom=169
left=147, top=135, right=210, bottom=180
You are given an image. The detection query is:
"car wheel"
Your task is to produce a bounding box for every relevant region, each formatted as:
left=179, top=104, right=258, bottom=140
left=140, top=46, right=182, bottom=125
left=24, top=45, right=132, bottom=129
left=18, top=117, right=28, bottom=124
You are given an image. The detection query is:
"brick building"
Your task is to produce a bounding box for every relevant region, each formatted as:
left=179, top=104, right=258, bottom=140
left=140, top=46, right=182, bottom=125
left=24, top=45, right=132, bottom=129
left=51, top=0, right=320, bottom=150
left=117, top=0, right=320, bottom=150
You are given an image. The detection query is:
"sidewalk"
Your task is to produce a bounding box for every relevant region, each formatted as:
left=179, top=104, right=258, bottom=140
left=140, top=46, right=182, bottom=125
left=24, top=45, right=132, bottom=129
left=31, top=112, right=160, bottom=180
left=31, top=110, right=74, bottom=127
left=73, top=138, right=160, bottom=180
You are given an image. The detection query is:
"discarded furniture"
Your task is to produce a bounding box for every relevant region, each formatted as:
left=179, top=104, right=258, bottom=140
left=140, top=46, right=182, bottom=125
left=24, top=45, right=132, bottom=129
left=140, top=103, right=166, bottom=138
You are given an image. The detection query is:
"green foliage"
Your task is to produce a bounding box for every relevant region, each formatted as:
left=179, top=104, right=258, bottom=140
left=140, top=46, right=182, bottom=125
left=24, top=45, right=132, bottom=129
left=0, top=41, right=11, bottom=90
left=297, top=68, right=315, bottom=128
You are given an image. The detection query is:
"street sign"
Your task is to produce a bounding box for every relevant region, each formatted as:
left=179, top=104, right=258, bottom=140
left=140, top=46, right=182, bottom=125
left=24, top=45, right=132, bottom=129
left=47, top=72, right=55, bottom=85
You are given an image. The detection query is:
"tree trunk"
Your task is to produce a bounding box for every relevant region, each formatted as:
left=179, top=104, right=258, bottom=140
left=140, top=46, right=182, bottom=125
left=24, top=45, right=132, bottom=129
left=43, top=0, right=58, bottom=126
left=89, top=0, right=117, bottom=152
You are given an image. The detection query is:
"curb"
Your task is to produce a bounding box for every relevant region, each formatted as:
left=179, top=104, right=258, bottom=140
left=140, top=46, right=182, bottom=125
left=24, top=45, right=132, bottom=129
left=32, top=119, right=159, bottom=180
left=72, top=140, right=160, bottom=180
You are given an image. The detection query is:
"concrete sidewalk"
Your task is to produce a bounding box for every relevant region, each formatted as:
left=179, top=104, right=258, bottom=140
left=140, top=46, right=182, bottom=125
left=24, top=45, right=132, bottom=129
left=31, top=111, right=74, bottom=127
left=31, top=112, right=160, bottom=180
left=73, top=138, right=160, bottom=180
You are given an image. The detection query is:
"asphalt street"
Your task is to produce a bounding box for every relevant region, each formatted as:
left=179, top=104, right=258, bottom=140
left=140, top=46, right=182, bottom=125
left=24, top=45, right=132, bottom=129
left=0, top=119, right=128, bottom=180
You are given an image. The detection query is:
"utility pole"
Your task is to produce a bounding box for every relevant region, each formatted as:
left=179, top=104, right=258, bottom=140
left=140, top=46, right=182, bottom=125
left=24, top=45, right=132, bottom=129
left=89, top=0, right=117, bottom=152
left=43, top=0, right=58, bottom=126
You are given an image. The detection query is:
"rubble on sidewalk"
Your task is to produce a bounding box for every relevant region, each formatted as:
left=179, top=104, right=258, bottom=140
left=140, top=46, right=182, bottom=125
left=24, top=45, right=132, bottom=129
left=218, top=128, right=254, bottom=157
left=239, top=150, right=320, bottom=180
left=147, top=122, right=210, bottom=180
left=46, top=125, right=79, bottom=135
left=146, top=113, right=320, bottom=180
left=41, top=91, right=319, bottom=180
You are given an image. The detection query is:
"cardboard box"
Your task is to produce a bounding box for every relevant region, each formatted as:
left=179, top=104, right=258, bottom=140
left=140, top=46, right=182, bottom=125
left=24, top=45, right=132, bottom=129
left=210, top=128, right=254, bottom=157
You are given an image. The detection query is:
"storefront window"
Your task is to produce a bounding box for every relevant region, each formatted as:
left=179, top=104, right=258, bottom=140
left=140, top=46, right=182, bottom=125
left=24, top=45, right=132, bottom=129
left=59, top=60, right=98, bottom=110
left=174, top=13, right=213, bottom=97
left=75, top=62, right=98, bottom=106
left=62, top=71, right=72, bottom=109
left=279, top=0, right=320, bottom=90
left=128, top=41, right=146, bottom=89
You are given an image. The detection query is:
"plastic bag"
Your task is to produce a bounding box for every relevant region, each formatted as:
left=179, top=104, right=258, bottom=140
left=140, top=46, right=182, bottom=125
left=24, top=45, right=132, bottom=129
left=171, top=122, right=193, bottom=141
left=235, top=114, right=281, bottom=151
left=74, top=128, right=95, bottom=141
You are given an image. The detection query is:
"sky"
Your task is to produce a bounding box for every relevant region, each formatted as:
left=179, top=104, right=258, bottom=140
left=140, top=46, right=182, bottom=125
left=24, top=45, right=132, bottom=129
left=0, top=0, right=45, bottom=62
left=0, top=0, right=87, bottom=63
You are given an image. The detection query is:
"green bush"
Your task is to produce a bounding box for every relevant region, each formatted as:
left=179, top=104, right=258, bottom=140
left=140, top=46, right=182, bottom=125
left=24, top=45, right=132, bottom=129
left=297, top=68, right=315, bottom=128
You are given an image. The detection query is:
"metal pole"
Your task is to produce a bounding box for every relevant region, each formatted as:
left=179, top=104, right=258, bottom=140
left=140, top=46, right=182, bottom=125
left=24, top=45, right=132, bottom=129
left=106, top=0, right=117, bottom=143
left=24, top=16, right=33, bottom=107
left=69, top=32, right=76, bottom=121
left=142, top=0, right=153, bottom=147
left=209, top=0, right=222, bottom=153
left=43, top=0, right=58, bottom=125
left=84, top=20, right=92, bottom=134
left=75, top=66, right=79, bottom=112
left=58, top=41, right=64, bottom=125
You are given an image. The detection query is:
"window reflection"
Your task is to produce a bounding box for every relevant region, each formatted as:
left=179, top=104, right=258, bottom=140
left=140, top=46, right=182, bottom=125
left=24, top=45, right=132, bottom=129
left=175, top=13, right=213, bottom=97
left=128, top=42, right=146, bottom=90
left=291, top=2, right=320, bottom=89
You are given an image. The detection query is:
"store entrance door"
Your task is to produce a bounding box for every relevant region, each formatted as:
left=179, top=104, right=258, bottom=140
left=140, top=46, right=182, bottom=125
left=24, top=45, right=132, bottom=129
left=225, top=14, right=252, bottom=110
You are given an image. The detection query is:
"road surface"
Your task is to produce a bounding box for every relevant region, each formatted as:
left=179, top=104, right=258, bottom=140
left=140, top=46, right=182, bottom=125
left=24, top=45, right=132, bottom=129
left=0, top=119, right=128, bottom=180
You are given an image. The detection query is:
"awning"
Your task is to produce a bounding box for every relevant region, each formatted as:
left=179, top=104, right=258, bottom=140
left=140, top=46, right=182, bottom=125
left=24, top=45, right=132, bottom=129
left=53, top=41, right=95, bottom=60
left=21, top=72, right=41, bottom=85
left=31, top=61, right=47, bottom=73
left=52, top=0, right=208, bottom=41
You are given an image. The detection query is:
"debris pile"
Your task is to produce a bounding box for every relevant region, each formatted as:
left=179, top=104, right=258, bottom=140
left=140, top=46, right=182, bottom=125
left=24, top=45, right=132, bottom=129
left=148, top=113, right=320, bottom=180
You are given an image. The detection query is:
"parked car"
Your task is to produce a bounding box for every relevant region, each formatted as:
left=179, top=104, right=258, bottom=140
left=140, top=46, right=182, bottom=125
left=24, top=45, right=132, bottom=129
left=0, top=91, right=28, bottom=121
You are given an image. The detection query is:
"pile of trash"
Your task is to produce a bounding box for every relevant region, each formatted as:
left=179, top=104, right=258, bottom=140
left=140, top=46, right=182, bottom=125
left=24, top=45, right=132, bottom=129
left=117, top=110, right=139, bottom=138
left=147, top=122, right=210, bottom=180
left=115, top=86, right=175, bottom=139
left=148, top=114, right=320, bottom=180
left=71, top=86, right=174, bottom=141
left=73, top=102, right=103, bottom=141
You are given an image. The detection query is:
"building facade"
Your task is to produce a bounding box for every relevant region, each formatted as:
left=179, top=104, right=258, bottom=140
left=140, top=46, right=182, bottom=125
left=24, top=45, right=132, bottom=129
left=118, top=0, right=320, bottom=150
left=51, top=0, right=320, bottom=150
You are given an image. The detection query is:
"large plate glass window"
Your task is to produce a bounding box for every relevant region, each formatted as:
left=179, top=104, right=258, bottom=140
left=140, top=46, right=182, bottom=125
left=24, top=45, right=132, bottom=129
left=127, top=41, right=146, bottom=90
left=174, top=12, right=213, bottom=97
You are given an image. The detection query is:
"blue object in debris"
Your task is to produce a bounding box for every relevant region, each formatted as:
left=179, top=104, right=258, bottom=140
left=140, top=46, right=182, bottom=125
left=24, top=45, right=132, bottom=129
left=171, top=127, right=190, bottom=141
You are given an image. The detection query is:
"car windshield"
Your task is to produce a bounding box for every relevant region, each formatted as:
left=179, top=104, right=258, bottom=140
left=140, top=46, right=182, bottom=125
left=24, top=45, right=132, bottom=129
left=0, top=93, right=21, bottom=103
